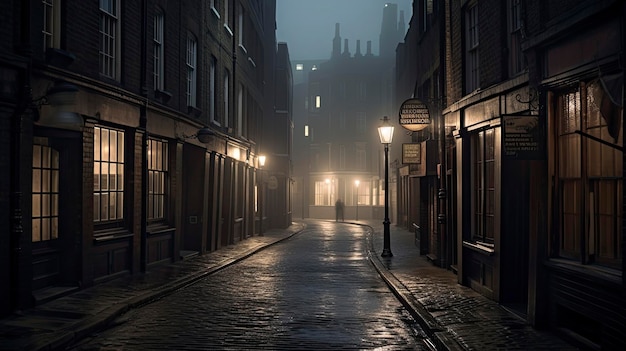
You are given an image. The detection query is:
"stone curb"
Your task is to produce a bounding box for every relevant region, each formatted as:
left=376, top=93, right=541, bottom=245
left=361, top=224, right=464, bottom=351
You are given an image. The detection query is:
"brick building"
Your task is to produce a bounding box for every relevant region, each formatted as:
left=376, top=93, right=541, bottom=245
left=0, top=0, right=290, bottom=317
left=396, top=0, right=625, bottom=348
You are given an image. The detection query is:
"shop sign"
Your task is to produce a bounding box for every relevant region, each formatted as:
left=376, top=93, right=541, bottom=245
left=503, top=115, right=545, bottom=159
left=402, top=143, right=421, bottom=164
left=399, top=98, right=430, bottom=131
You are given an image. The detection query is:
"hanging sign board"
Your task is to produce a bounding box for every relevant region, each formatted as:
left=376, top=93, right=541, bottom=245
left=399, top=98, right=431, bottom=131
left=503, top=115, right=545, bottom=159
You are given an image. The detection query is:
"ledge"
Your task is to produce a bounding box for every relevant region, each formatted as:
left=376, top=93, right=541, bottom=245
left=94, top=228, right=133, bottom=243
left=462, top=240, right=495, bottom=256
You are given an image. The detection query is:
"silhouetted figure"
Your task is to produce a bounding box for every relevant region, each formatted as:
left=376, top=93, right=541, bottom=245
left=335, top=199, right=345, bottom=222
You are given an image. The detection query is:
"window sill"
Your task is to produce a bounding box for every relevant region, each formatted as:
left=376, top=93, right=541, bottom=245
left=211, top=7, right=220, bottom=19
left=462, top=240, right=495, bottom=256
left=224, top=23, right=233, bottom=36
left=187, top=105, right=202, bottom=118
left=155, top=89, right=172, bottom=103
left=94, top=228, right=133, bottom=243
left=147, top=223, right=175, bottom=236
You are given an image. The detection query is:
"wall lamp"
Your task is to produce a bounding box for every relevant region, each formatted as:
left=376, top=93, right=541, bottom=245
left=34, top=80, right=83, bottom=131
left=180, top=127, right=215, bottom=144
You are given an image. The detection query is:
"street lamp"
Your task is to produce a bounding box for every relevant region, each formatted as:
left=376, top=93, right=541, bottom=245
left=354, top=180, right=360, bottom=221
left=259, top=155, right=266, bottom=236
left=378, top=116, right=394, bottom=257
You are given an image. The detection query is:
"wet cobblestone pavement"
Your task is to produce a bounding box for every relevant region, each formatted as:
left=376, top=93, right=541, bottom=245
left=0, top=220, right=578, bottom=350
left=68, top=222, right=428, bottom=350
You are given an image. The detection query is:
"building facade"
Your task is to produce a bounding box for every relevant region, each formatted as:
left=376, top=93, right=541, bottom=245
left=396, top=0, right=625, bottom=348
left=295, top=5, right=409, bottom=221
left=0, top=0, right=290, bottom=317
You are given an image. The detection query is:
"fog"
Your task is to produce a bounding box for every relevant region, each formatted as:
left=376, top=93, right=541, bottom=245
left=276, top=0, right=413, bottom=61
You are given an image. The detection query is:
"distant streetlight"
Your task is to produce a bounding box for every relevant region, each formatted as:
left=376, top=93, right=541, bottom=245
left=355, top=180, right=360, bottom=221
left=378, top=116, right=394, bottom=257
left=259, top=155, right=266, bottom=236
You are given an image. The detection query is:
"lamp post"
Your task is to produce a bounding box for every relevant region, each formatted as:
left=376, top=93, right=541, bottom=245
left=355, top=180, right=360, bottom=221
left=378, top=116, right=394, bottom=257
left=259, top=155, right=266, bottom=236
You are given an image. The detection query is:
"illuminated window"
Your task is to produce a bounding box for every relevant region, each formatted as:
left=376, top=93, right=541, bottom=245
left=94, top=126, right=125, bottom=223
left=296, top=63, right=303, bottom=71
left=304, top=125, right=309, bottom=137
left=32, top=144, right=59, bottom=242
left=553, top=81, right=623, bottom=269
left=315, top=95, right=321, bottom=108
left=315, top=180, right=334, bottom=206
left=148, top=139, right=168, bottom=221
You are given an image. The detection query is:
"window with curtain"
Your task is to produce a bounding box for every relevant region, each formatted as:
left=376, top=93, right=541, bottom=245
left=32, top=144, right=59, bottom=242
left=94, top=126, right=125, bottom=224
left=554, top=80, right=623, bottom=269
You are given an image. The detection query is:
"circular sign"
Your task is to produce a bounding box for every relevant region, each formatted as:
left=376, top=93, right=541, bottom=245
left=267, top=175, right=278, bottom=190
left=399, top=98, right=431, bottom=132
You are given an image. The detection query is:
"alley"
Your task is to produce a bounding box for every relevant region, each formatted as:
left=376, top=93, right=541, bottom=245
left=68, top=222, right=429, bottom=350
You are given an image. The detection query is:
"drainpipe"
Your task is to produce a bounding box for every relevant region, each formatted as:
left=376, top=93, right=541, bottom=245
left=11, top=0, right=33, bottom=311
left=437, top=0, right=448, bottom=269
left=139, top=0, right=148, bottom=272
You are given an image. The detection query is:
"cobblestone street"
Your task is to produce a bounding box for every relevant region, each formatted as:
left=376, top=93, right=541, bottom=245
left=68, top=222, right=429, bottom=350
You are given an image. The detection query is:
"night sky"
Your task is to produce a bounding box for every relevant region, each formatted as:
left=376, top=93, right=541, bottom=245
left=276, top=0, right=413, bottom=61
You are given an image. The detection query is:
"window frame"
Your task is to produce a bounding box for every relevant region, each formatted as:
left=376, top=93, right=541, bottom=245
left=186, top=33, right=198, bottom=108
left=99, top=0, right=121, bottom=80
left=153, top=10, right=165, bottom=91
left=552, top=81, right=623, bottom=270
left=147, top=138, right=169, bottom=223
left=32, top=144, right=60, bottom=242
left=464, top=2, right=479, bottom=93
left=93, top=125, right=126, bottom=228
left=42, top=0, right=61, bottom=51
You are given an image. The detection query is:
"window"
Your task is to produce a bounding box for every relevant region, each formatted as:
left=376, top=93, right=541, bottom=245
left=32, top=144, right=59, bottom=242
left=237, top=83, right=244, bottom=137
left=471, top=128, right=495, bottom=244
left=99, top=0, right=120, bottom=80
left=465, top=3, right=479, bottom=93
left=315, top=95, right=321, bottom=109
left=339, top=144, right=346, bottom=169
left=94, top=126, right=125, bottom=223
left=186, top=33, right=197, bottom=108
left=152, top=11, right=165, bottom=90
left=296, top=64, right=303, bottom=71
left=209, top=56, right=217, bottom=124
left=356, top=180, right=371, bottom=205
left=553, top=81, right=623, bottom=269
left=153, top=11, right=164, bottom=91
left=356, top=112, right=366, bottom=134
left=224, top=69, right=230, bottom=128
left=315, top=180, right=334, bottom=206
left=238, top=3, right=245, bottom=48
left=356, top=143, right=366, bottom=170
left=224, top=0, right=231, bottom=30
left=507, top=0, right=525, bottom=76
left=148, top=139, right=168, bottom=221
left=43, top=0, right=61, bottom=51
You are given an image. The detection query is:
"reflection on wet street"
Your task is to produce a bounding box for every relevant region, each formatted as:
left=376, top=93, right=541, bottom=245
left=70, top=222, right=428, bottom=350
